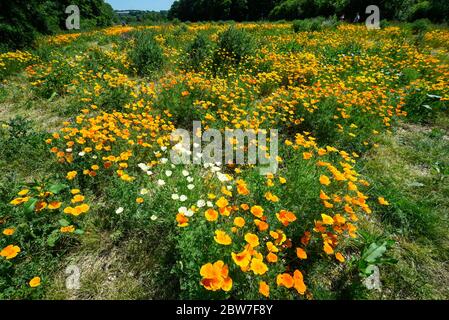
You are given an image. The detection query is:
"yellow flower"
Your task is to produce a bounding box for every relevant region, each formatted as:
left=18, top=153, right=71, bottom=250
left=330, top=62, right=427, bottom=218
left=378, top=197, right=389, bottom=205
left=60, top=225, right=75, bottom=233
left=71, top=195, right=85, bottom=203
left=71, top=189, right=81, bottom=195
left=66, top=171, right=77, bottom=180
left=29, top=277, right=41, bottom=288
left=231, top=249, right=251, bottom=269
left=233, top=217, right=245, bottom=228
left=18, top=189, right=29, bottom=196
left=319, top=175, right=331, bottom=186
left=0, top=244, right=20, bottom=259
left=250, top=258, right=268, bottom=275
left=205, top=209, right=219, bottom=222
left=215, top=197, right=229, bottom=208
left=321, top=213, right=334, bottom=225
left=214, top=230, right=232, bottom=245
left=10, top=197, right=30, bottom=205
left=245, top=233, right=259, bottom=247
left=264, top=192, right=279, bottom=202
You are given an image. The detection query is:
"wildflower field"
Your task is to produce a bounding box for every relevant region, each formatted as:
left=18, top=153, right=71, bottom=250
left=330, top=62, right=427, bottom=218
left=1, top=21, right=448, bottom=300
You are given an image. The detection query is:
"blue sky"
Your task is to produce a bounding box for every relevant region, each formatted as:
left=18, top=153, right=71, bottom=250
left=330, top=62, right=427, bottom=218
left=105, top=0, right=175, bottom=11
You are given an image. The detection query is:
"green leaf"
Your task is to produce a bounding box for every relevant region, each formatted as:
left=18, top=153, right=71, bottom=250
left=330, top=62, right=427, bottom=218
left=24, top=198, right=38, bottom=214
left=362, top=242, right=388, bottom=263
left=48, top=183, right=68, bottom=194
left=74, top=229, right=84, bottom=235
left=58, top=219, right=70, bottom=227
left=48, top=92, right=57, bottom=102
left=47, top=230, right=60, bottom=247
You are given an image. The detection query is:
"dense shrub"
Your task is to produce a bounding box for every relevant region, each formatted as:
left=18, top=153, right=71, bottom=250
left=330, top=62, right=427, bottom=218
left=183, top=33, right=212, bottom=72
left=212, top=27, right=255, bottom=73
left=410, top=18, right=432, bottom=34
left=292, top=18, right=324, bottom=32
left=129, top=31, right=165, bottom=77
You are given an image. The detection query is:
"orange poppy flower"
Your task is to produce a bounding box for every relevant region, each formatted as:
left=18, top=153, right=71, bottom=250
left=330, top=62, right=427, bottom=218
left=259, top=281, right=270, bottom=297
left=250, top=205, right=264, bottom=218
left=176, top=213, right=189, bottom=227
left=205, top=209, right=219, bottom=222
left=335, top=252, right=345, bottom=263
left=296, top=248, right=307, bottom=260
left=277, top=273, right=294, bottom=289
left=293, top=270, right=306, bottom=294
left=200, top=261, right=232, bottom=292
left=0, top=244, right=20, bottom=260
left=267, top=252, right=278, bottom=263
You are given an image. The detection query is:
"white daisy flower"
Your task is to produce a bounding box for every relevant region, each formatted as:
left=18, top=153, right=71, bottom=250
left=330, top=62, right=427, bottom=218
left=115, top=207, right=124, bottom=214
left=184, top=209, right=194, bottom=217
left=197, top=200, right=206, bottom=208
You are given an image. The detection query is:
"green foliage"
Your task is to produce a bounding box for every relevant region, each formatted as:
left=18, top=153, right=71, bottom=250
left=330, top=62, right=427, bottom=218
left=183, top=33, right=212, bottom=72
left=0, top=0, right=116, bottom=51
left=358, top=240, right=397, bottom=276
left=292, top=18, right=324, bottom=32
left=129, top=31, right=165, bottom=77
left=169, top=0, right=449, bottom=23
left=212, top=27, right=255, bottom=74
left=0, top=179, right=79, bottom=299
left=410, top=18, right=432, bottom=34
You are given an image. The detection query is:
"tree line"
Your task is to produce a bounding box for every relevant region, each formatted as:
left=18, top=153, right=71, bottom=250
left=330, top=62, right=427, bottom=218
left=0, top=0, right=116, bottom=51
left=168, top=0, right=449, bottom=22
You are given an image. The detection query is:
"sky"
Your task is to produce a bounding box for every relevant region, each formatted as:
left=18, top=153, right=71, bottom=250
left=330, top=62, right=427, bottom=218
left=105, top=0, right=175, bottom=11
